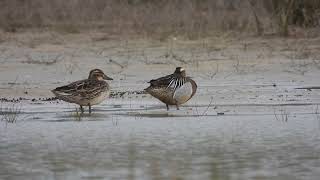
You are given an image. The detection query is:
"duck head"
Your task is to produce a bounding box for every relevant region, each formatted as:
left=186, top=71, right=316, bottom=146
left=88, top=69, right=113, bottom=80
left=174, top=67, right=186, bottom=77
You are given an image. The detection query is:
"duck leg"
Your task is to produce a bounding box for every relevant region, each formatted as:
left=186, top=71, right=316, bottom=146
left=80, top=105, right=84, bottom=113
left=166, top=104, right=169, bottom=111
left=89, top=104, right=92, bottom=114
left=175, top=104, right=180, bottom=110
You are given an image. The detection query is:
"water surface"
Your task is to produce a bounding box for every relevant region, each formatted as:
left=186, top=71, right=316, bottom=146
left=1, top=101, right=320, bottom=180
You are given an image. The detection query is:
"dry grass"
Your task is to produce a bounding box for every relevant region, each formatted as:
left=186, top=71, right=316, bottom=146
left=0, top=0, right=319, bottom=39
left=0, top=103, right=22, bottom=123
left=273, top=107, right=289, bottom=122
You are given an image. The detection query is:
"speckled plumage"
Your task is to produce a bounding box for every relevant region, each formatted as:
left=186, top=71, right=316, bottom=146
left=52, top=69, right=112, bottom=113
left=145, top=67, right=197, bottom=110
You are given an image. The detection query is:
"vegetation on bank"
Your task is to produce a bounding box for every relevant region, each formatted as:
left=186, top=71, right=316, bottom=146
left=0, top=0, right=319, bottom=39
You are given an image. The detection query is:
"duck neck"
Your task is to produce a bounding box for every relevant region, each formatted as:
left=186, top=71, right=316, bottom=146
left=88, top=75, right=103, bottom=81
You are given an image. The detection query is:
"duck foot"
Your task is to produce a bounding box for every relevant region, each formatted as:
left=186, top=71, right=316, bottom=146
left=166, top=104, right=169, bottom=111
left=176, top=104, right=180, bottom=110
left=89, top=104, right=92, bottom=114
left=80, top=105, right=84, bottom=113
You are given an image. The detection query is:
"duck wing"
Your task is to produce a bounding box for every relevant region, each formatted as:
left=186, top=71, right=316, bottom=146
left=148, top=74, right=176, bottom=88
left=52, top=79, right=108, bottom=99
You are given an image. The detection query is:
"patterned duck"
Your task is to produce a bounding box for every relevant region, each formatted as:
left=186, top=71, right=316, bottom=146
left=145, top=67, right=197, bottom=110
left=52, top=69, right=113, bottom=113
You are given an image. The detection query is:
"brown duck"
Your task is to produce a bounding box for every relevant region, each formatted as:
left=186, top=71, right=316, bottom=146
left=52, top=69, right=113, bottom=113
left=145, top=67, right=197, bottom=110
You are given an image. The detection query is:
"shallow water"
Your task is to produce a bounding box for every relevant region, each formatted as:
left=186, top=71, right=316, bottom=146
left=1, top=99, right=320, bottom=180
left=2, top=32, right=320, bottom=180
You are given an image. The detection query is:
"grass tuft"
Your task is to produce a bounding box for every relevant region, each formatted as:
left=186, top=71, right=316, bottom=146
left=0, top=103, right=22, bottom=123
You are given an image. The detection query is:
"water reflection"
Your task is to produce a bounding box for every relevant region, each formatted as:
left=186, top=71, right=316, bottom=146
left=1, top=105, right=320, bottom=180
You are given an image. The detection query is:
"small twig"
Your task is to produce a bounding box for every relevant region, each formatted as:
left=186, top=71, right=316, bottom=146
left=201, top=97, right=214, bottom=116
left=109, top=59, right=125, bottom=69
left=207, top=63, right=219, bottom=79
left=273, top=108, right=280, bottom=121
left=233, top=57, right=240, bottom=73
left=172, top=54, right=188, bottom=64
left=8, top=76, right=19, bottom=88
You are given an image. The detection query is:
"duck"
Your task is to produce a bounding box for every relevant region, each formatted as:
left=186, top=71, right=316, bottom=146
left=145, top=67, right=197, bottom=110
left=51, top=69, right=113, bottom=113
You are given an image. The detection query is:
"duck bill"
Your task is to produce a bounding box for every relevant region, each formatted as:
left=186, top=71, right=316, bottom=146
left=103, top=75, right=113, bottom=80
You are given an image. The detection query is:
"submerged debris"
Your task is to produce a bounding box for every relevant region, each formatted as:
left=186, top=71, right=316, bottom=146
left=296, top=86, right=320, bottom=91
left=0, top=97, right=58, bottom=103
left=110, top=90, right=147, bottom=98
left=1, top=98, right=21, bottom=103
left=0, top=91, right=146, bottom=104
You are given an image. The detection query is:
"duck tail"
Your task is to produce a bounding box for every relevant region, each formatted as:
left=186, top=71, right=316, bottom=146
left=148, top=79, right=157, bottom=86
left=51, top=88, right=61, bottom=97
left=144, top=86, right=150, bottom=92
left=51, top=87, right=71, bottom=97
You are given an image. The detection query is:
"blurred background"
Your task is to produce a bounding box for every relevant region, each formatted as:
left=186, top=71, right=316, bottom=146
left=1, top=0, right=319, bottom=38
